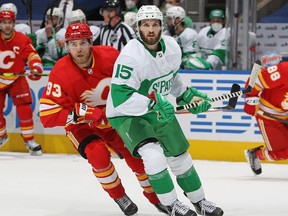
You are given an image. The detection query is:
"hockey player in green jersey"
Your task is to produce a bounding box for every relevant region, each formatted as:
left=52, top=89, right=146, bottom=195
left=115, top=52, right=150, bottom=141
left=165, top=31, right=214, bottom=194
left=106, top=5, right=224, bottom=216
left=193, top=9, right=227, bottom=70
left=164, top=6, right=212, bottom=70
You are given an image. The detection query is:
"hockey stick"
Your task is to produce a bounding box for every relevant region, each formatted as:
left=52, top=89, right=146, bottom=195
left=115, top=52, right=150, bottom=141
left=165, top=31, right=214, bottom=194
left=0, top=73, right=49, bottom=77
left=49, top=7, right=61, bottom=58
left=176, top=60, right=262, bottom=112
left=257, top=110, right=288, bottom=125
left=22, top=0, right=33, bottom=33
left=176, top=83, right=241, bottom=114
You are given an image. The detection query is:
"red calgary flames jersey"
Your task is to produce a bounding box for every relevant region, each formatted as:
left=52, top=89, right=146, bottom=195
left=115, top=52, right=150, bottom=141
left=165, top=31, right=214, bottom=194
left=39, top=46, right=120, bottom=127
left=0, top=31, right=41, bottom=89
left=247, top=61, right=288, bottom=115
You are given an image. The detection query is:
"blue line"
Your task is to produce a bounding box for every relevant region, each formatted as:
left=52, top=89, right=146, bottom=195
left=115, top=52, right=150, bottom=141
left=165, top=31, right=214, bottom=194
left=222, top=115, right=232, bottom=119
left=190, top=129, right=212, bottom=133
left=216, top=122, right=251, bottom=127
left=216, top=129, right=246, bottom=133
left=195, top=87, right=213, bottom=90
left=216, top=80, right=245, bottom=84
left=190, top=122, right=212, bottom=125
left=233, top=109, right=245, bottom=112
left=241, top=116, right=252, bottom=120
left=216, top=87, right=237, bottom=91
left=191, top=79, right=213, bottom=83
left=197, top=115, right=207, bottom=118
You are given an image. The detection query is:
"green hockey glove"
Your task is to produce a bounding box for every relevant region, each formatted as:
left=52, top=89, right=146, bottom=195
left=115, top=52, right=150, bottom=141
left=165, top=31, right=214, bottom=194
left=149, top=92, right=175, bottom=123
left=182, top=56, right=212, bottom=70
left=177, top=87, right=212, bottom=114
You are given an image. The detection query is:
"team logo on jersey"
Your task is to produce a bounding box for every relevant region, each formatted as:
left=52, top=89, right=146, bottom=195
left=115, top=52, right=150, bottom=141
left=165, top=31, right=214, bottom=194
left=281, top=92, right=288, bottom=110
left=110, top=33, right=118, bottom=44
left=80, top=77, right=111, bottom=107
left=149, top=71, right=175, bottom=95
left=87, top=69, right=93, bottom=74
left=157, top=52, right=163, bottom=58
left=0, top=50, right=16, bottom=69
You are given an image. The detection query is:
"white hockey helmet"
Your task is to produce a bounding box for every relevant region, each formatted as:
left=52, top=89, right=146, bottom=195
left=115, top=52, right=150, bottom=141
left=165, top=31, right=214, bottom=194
left=46, top=7, right=64, bottom=27
left=124, top=11, right=137, bottom=27
left=136, top=5, right=163, bottom=38
left=166, top=6, right=185, bottom=25
left=0, top=3, right=17, bottom=16
left=68, top=9, right=86, bottom=24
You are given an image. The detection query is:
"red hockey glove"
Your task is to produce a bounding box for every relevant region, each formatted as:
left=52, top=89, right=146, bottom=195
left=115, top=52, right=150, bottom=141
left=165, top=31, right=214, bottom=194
left=28, top=62, right=43, bottom=81
left=148, top=92, right=175, bottom=123
left=74, top=103, right=107, bottom=127
left=244, top=96, right=260, bottom=116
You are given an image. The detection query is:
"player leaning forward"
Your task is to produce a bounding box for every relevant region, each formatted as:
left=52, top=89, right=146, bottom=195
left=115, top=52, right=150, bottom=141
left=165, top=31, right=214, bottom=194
left=0, top=10, right=43, bottom=155
left=39, top=22, right=169, bottom=215
left=106, top=5, right=224, bottom=216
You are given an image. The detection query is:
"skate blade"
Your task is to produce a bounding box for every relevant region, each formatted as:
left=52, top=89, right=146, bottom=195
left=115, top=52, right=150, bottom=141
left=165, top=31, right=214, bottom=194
left=244, top=150, right=262, bottom=176
left=29, top=150, right=43, bottom=156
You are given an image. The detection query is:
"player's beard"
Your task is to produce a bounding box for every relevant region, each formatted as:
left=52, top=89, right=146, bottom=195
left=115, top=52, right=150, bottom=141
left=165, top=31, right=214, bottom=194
left=140, top=30, right=161, bottom=46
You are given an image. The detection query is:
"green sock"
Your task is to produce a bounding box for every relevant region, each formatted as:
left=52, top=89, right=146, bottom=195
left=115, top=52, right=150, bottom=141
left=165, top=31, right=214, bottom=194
left=176, top=166, right=202, bottom=192
left=148, top=169, right=174, bottom=194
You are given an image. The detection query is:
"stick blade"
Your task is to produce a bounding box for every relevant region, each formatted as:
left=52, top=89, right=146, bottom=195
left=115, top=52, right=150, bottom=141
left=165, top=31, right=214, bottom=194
left=248, top=60, right=262, bottom=89
left=227, top=83, right=241, bottom=110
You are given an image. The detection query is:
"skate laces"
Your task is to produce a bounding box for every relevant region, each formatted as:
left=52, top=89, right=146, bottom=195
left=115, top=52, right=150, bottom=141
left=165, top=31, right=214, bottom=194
left=115, top=195, right=132, bottom=210
left=199, top=199, right=216, bottom=214
left=172, top=201, right=190, bottom=215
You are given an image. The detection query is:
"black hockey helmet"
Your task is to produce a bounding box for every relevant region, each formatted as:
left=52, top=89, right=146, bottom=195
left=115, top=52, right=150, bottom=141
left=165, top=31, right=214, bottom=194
left=101, top=0, right=121, bottom=15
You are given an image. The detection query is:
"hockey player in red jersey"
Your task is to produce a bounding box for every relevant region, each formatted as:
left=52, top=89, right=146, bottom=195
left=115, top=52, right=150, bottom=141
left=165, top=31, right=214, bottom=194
left=244, top=51, right=288, bottom=175
left=0, top=10, right=43, bottom=155
left=39, top=22, right=168, bottom=216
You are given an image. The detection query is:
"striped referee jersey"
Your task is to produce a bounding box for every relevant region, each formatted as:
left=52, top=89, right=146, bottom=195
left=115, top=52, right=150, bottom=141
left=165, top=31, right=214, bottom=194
left=100, top=21, right=136, bottom=51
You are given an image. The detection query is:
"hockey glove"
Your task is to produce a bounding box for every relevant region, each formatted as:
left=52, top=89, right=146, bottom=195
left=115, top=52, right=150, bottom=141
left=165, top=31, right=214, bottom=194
left=149, top=92, right=175, bottom=123
left=244, top=96, right=260, bottom=116
left=28, top=62, right=43, bottom=81
left=74, top=103, right=107, bottom=127
left=183, top=56, right=212, bottom=70
left=177, top=87, right=212, bottom=114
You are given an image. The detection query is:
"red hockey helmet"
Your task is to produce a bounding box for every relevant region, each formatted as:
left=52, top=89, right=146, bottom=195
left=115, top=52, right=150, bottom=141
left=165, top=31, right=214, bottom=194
left=65, top=22, right=92, bottom=41
left=0, top=10, right=16, bottom=21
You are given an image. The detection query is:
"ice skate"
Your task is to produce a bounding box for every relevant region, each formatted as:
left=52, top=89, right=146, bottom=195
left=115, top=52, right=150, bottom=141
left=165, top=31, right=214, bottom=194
left=114, top=194, right=138, bottom=215
left=0, top=134, right=9, bottom=147
left=166, top=200, right=197, bottom=216
left=25, top=140, right=42, bottom=156
left=192, top=199, right=224, bottom=216
left=154, top=202, right=169, bottom=214
left=244, top=145, right=263, bottom=175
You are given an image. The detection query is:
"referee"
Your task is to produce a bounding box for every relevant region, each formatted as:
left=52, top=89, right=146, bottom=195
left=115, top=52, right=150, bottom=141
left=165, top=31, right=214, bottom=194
left=99, top=0, right=136, bottom=51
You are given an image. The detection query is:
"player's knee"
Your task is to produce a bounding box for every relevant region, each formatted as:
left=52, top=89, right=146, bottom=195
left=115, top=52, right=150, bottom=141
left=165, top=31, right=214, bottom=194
left=138, top=142, right=167, bottom=175
left=168, top=152, right=193, bottom=176
left=84, top=140, right=111, bottom=168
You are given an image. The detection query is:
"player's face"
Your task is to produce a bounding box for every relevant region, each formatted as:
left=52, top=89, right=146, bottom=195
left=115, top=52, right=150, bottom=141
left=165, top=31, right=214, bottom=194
left=166, top=17, right=173, bottom=28
left=0, top=20, right=14, bottom=37
left=139, top=19, right=162, bottom=46
left=67, top=39, right=92, bottom=65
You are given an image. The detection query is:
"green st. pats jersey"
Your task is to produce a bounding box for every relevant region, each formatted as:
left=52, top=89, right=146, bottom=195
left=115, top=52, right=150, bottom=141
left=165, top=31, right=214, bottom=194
left=106, top=35, right=187, bottom=118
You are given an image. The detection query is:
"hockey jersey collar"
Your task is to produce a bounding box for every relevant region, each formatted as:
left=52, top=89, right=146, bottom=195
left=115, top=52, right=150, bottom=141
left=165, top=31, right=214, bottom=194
left=137, top=37, right=166, bottom=58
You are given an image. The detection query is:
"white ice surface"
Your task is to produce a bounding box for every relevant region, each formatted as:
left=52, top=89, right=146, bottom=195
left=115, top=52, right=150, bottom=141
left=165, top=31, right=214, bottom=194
left=0, top=152, right=287, bottom=216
